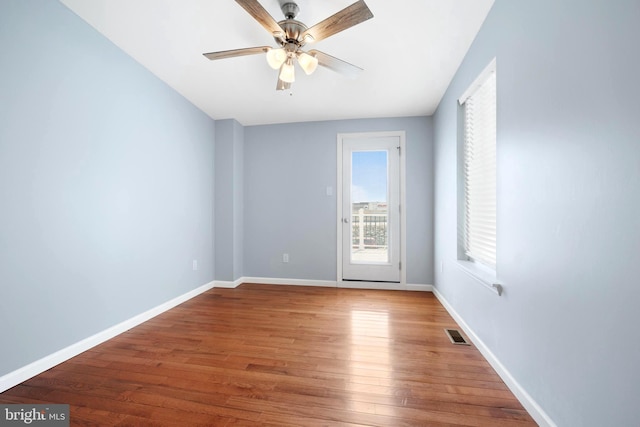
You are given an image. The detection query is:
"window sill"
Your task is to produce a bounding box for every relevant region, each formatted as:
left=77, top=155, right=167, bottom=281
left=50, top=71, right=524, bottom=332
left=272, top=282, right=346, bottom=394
left=457, top=260, right=503, bottom=296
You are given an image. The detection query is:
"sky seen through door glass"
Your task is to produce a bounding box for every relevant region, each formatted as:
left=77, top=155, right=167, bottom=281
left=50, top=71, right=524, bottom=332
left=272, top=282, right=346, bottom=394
left=351, top=151, right=387, bottom=203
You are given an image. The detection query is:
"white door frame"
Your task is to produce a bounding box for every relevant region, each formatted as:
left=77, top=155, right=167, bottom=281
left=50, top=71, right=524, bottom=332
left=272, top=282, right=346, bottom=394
left=336, top=131, right=407, bottom=289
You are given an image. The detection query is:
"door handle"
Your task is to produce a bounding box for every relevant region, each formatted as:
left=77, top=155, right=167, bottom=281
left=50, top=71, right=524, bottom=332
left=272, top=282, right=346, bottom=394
left=343, top=218, right=350, bottom=223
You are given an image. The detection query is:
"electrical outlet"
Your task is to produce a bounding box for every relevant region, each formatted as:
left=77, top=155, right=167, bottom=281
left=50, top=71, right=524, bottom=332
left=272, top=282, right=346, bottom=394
left=283, top=253, right=289, bottom=263
left=192, top=260, right=198, bottom=271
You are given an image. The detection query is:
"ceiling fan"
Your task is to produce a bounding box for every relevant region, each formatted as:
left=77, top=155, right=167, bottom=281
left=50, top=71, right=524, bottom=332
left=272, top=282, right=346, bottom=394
left=203, top=0, right=374, bottom=91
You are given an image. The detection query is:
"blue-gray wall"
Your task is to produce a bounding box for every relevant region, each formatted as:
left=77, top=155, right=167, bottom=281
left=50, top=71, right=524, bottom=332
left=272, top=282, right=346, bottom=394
left=214, top=119, right=243, bottom=282
left=433, top=1, right=640, bottom=425
left=0, top=0, right=215, bottom=376
left=244, top=117, right=433, bottom=285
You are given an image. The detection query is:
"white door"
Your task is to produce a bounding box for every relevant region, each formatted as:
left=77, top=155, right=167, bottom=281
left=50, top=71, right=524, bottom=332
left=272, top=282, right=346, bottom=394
left=338, top=132, right=403, bottom=283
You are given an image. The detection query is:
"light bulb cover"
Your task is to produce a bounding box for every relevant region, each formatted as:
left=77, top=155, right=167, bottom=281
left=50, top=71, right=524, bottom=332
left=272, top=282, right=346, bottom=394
left=279, top=59, right=295, bottom=83
left=266, top=48, right=287, bottom=70
left=297, top=52, right=319, bottom=75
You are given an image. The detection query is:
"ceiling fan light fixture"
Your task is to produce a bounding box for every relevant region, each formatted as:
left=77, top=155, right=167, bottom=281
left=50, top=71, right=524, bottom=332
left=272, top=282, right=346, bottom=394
left=203, top=0, right=374, bottom=91
left=297, top=52, right=319, bottom=75
left=279, top=59, right=296, bottom=83
left=266, top=47, right=287, bottom=69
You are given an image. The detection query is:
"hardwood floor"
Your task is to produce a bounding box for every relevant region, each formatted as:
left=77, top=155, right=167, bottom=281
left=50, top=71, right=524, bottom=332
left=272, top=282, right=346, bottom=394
left=0, top=284, right=536, bottom=426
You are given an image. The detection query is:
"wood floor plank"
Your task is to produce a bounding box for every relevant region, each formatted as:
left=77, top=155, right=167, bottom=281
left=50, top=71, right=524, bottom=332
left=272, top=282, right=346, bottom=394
left=0, top=284, right=536, bottom=426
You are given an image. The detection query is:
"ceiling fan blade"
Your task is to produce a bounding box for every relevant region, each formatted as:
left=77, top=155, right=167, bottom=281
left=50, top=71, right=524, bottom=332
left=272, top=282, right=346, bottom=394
left=203, top=46, right=270, bottom=60
left=276, top=78, right=291, bottom=91
left=309, top=50, right=363, bottom=79
left=235, top=0, right=284, bottom=36
left=301, top=0, right=373, bottom=43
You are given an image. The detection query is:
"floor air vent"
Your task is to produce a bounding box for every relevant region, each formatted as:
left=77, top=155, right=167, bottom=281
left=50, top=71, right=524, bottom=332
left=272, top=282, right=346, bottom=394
left=445, top=328, right=470, bottom=345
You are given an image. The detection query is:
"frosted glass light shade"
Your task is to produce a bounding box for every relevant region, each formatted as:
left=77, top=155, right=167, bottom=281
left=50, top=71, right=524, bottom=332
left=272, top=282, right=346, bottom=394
left=297, top=52, right=318, bottom=75
left=266, top=48, right=287, bottom=69
left=279, top=59, right=295, bottom=83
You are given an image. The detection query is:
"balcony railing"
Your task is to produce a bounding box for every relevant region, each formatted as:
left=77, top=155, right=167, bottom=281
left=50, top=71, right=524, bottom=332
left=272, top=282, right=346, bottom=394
left=351, top=209, right=387, bottom=250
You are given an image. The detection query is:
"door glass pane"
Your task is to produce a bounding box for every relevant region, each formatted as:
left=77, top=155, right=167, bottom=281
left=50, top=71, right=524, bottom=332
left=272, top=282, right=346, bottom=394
left=351, top=150, right=389, bottom=264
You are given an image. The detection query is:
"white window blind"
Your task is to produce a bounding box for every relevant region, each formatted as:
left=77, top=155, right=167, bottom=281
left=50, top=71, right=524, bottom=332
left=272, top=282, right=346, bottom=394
left=462, top=69, right=496, bottom=269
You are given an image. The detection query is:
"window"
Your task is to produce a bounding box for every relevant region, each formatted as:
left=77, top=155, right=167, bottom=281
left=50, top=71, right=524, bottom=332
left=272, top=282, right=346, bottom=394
left=459, top=60, right=496, bottom=270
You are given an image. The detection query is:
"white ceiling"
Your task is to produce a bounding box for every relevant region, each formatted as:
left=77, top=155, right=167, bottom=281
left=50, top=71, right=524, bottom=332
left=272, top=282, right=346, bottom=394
left=60, top=0, right=494, bottom=126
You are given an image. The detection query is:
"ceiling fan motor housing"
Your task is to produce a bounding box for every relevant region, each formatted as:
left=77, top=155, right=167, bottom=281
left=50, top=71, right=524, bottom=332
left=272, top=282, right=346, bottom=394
left=274, top=2, right=310, bottom=46
left=276, top=19, right=308, bottom=46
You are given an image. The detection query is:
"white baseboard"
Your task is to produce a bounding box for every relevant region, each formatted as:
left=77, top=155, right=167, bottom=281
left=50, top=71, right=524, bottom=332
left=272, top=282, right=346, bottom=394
left=0, top=280, right=215, bottom=394
left=407, top=283, right=433, bottom=292
left=239, top=278, right=432, bottom=292
left=432, top=287, right=556, bottom=427
left=213, top=278, right=243, bottom=288
left=338, top=281, right=433, bottom=291
left=241, top=277, right=338, bottom=288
